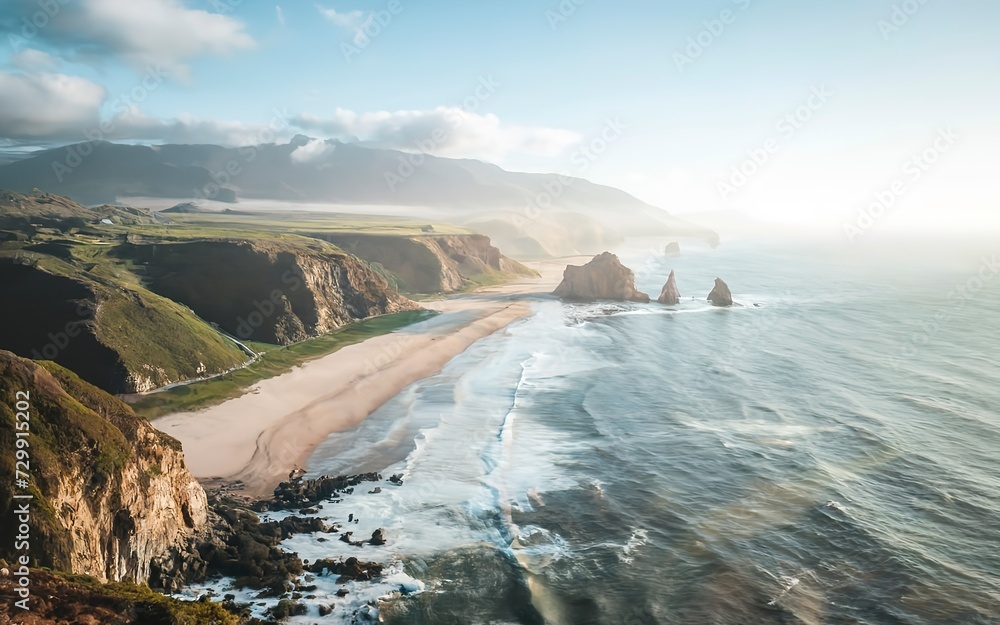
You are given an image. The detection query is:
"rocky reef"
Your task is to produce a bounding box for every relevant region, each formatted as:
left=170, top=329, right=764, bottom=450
left=322, top=233, right=536, bottom=294
left=553, top=252, right=650, bottom=302
left=658, top=270, right=681, bottom=305
left=708, top=278, right=734, bottom=307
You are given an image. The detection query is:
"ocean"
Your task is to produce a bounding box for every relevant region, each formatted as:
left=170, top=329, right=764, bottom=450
left=205, top=238, right=1000, bottom=624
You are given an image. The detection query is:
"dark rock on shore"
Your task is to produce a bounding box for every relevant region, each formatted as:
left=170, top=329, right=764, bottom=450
left=553, top=252, right=650, bottom=303
left=265, top=472, right=382, bottom=510
left=708, top=278, right=733, bottom=307
left=150, top=501, right=319, bottom=595
left=308, top=557, right=384, bottom=582
left=657, top=270, right=680, bottom=305
left=370, top=529, right=387, bottom=546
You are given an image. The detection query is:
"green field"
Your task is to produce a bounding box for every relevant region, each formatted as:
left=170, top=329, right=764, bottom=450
left=129, top=309, right=435, bottom=420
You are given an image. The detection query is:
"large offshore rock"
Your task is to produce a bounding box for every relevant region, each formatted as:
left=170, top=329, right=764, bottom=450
left=553, top=252, right=650, bottom=302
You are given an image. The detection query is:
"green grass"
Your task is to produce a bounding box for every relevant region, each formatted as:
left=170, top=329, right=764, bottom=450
left=131, top=309, right=435, bottom=420
left=56, top=572, right=240, bottom=625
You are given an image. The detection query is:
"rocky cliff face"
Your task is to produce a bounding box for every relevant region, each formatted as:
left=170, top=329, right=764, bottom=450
left=658, top=270, right=681, bottom=305
left=0, top=351, right=208, bottom=584
left=708, top=278, right=734, bottom=307
left=120, top=239, right=419, bottom=345
left=553, top=252, right=650, bottom=302
left=323, top=233, right=536, bottom=293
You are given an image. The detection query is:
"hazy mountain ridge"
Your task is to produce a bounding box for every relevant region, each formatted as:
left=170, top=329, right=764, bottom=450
left=0, top=139, right=718, bottom=256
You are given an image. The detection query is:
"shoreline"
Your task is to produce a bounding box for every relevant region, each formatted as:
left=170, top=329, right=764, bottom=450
left=153, top=257, right=575, bottom=498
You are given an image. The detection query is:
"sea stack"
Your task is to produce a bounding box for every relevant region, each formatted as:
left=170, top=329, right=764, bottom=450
left=657, top=270, right=681, bottom=305
left=664, top=241, right=681, bottom=256
left=707, top=278, right=733, bottom=307
left=553, top=252, right=650, bottom=303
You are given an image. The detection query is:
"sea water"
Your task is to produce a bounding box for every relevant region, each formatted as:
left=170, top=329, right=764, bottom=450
left=202, top=237, right=1000, bottom=624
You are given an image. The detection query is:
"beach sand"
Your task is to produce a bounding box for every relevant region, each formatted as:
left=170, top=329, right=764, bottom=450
left=153, top=257, right=576, bottom=497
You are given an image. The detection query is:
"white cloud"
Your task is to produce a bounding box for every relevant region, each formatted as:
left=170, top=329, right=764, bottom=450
left=0, top=71, right=105, bottom=140
left=108, top=109, right=288, bottom=146
left=276, top=5, right=285, bottom=26
left=10, top=49, right=60, bottom=72
left=4, top=0, right=255, bottom=79
left=315, top=5, right=368, bottom=29
left=290, top=138, right=336, bottom=164
left=292, top=107, right=581, bottom=161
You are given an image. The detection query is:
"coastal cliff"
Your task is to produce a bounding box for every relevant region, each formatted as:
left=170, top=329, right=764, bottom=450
left=553, top=252, right=650, bottom=302
left=322, top=233, right=536, bottom=294
left=0, top=262, right=247, bottom=394
left=122, top=239, right=419, bottom=344
left=0, top=351, right=207, bottom=584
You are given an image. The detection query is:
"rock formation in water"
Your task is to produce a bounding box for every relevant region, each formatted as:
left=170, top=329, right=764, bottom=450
left=553, top=252, right=650, bottom=302
left=664, top=241, right=681, bottom=256
left=707, top=278, right=733, bottom=307
left=658, top=270, right=681, bottom=305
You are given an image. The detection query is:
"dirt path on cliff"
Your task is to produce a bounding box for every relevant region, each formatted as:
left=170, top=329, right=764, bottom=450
left=152, top=257, right=577, bottom=498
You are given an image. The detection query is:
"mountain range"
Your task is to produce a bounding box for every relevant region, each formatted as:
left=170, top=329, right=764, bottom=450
left=0, top=137, right=717, bottom=257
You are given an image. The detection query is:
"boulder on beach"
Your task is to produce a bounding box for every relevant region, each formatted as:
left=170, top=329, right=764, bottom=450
left=664, top=241, right=681, bottom=256
left=707, top=278, right=733, bottom=307
left=553, top=252, right=650, bottom=303
left=657, top=270, right=680, bottom=305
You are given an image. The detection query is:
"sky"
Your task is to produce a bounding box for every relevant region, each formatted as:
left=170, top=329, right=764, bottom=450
left=1, top=0, right=998, bottom=233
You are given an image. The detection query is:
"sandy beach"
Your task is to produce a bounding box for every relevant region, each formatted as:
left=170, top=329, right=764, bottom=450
left=153, top=257, right=576, bottom=497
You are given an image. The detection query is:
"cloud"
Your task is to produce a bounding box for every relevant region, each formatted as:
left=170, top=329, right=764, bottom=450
left=0, top=83, right=578, bottom=163
left=10, top=49, right=60, bottom=72
left=276, top=5, right=285, bottom=26
left=315, top=5, right=368, bottom=29
left=2, top=0, right=255, bottom=79
left=105, top=109, right=290, bottom=146
left=290, top=138, right=336, bottom=164
left=0, top=71, right=105, bottom=140
left=291, top=107, right=581, bottom=161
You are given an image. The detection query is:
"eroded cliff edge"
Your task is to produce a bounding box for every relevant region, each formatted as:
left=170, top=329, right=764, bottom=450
left=0, top=350, right=207, bottom=584
left=321, top=233, right=537, bottom=294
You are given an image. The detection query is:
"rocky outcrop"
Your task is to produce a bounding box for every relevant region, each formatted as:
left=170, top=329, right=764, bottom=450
left=0, top=351, right=208, bottom=585
left=708, top=278, right=733, bottom=307
left=658, top=270, right=681, bottom=305
left=322, top=233, right=536, bottom=294
left=664, top=241, right=681, bottom=256
left=553, top=252, right=650, bottom=302
left=122, top=239, right=420, bottom=344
